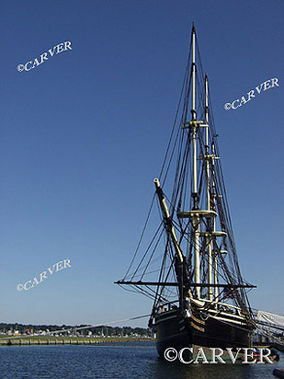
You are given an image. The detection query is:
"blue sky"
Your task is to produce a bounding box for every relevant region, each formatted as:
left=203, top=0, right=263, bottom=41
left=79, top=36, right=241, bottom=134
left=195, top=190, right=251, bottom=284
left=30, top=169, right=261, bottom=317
left=0, top=0, right=283, bottom=327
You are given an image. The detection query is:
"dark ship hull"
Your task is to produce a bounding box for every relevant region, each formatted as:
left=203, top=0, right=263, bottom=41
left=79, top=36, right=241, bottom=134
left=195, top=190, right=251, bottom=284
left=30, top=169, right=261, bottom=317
left=154, top=306, right=254, bottom=358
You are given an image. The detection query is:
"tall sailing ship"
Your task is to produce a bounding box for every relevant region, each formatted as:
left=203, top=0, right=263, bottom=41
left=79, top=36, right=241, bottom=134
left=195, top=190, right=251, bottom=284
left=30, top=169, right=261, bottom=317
left=116, top=25, right=256, bottom=357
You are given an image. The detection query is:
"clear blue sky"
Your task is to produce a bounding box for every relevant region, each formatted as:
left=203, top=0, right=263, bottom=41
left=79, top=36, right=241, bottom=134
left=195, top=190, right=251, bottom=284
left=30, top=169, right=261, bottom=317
left=0, top=0, right=283, bottom=327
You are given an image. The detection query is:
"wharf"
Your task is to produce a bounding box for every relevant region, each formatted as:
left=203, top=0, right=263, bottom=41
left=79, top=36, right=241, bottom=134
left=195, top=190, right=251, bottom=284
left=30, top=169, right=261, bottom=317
left=0, top=336, right=154, bottom=346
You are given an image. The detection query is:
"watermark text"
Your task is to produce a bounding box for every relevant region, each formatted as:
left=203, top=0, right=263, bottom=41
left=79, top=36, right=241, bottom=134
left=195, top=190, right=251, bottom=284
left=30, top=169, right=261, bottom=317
left=17, top=41, right=72, bottom=72
left=164, top=347, right=274, bottom=364
left=224, top=77, right=279, bottom=110
left=17, top=259, right=71, bottom=291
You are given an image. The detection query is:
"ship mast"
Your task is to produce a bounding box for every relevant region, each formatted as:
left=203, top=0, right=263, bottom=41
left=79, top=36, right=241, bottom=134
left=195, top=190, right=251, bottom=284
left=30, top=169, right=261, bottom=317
left=191, top=25, right=201, bottom=298
left=186, top=27, right=220, bottom=300
left=116, top=25, right=256, bottom=314
left=205, top=74, right=213, bottom=301
left=212, top=142, right=219, bottom=301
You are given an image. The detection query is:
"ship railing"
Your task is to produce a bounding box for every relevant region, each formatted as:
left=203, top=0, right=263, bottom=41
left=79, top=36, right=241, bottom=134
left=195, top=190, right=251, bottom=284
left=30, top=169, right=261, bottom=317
left=193, top=298, right=244, bottom=315
left=154, top=298, right=245, bottom=317
left=154, top=300, right=179, bottom=314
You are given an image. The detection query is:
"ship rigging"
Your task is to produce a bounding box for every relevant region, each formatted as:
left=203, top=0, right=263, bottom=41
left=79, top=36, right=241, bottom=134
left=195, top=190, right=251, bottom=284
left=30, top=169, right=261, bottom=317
left=116, top=25, right=256, bottom=356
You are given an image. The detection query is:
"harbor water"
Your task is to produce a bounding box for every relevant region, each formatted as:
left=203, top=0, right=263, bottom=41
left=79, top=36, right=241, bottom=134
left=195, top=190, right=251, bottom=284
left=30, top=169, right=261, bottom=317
left=0, top=342, right=282, bottom=378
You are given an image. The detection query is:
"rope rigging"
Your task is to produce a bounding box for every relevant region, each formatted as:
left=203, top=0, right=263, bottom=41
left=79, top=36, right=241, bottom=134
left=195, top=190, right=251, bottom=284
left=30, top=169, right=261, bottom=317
left=116, top=26, right=255, bottom=320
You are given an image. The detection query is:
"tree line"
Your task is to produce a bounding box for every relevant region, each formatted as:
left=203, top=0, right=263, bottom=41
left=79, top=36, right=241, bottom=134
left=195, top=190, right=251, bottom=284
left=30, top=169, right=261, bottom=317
left=0, top=323, right=152, bottom=336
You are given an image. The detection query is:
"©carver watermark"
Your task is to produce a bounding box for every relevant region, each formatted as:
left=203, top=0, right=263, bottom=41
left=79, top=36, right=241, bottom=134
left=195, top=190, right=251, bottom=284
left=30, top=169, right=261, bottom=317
left=17, top=41, right=72, bottom=72
left=164, top=347, right=274, bottom=364
left=224, top=77, right=279, bottom=110
left=17, top=259, right=71, bottom=291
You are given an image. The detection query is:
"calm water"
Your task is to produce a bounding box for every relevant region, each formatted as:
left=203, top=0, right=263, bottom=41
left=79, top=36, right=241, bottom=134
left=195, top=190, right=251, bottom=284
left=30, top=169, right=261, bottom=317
left=0, top=342, right=282, bottom=378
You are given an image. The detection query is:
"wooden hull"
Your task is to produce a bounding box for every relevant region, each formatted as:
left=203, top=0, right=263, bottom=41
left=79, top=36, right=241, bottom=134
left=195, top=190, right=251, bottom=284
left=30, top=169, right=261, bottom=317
left=154, top=308, right=254, bottom=358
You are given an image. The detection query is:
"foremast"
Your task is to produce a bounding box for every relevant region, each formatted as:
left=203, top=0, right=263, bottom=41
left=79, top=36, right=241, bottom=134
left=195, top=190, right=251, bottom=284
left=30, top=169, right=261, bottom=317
left=177, top=25, right=222, bottom=302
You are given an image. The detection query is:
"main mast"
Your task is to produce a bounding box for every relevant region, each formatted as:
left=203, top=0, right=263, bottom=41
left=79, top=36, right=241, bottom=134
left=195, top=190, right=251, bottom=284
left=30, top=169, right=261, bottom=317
left=205, top=74, right=213, bottom=301
left=181, top=26, right=221, bottom=301
left=191, top=26, right=201, bottom=298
